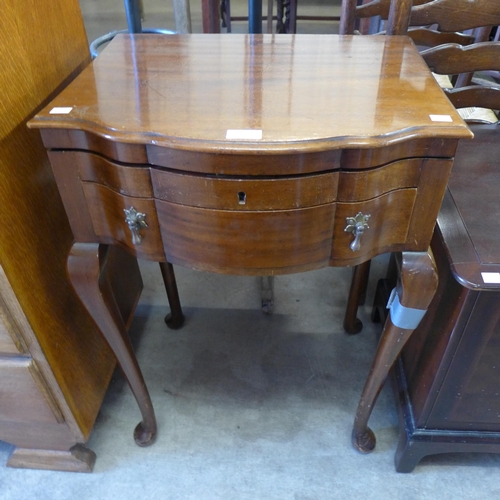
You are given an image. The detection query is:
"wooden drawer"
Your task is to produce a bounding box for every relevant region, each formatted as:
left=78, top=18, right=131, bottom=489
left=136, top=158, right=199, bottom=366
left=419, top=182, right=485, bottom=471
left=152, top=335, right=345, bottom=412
left=157, top=201, right=336, bottom=274
left=0, top=357, right=63, bottom=425
left=331, top=189, right=417, bottom=264
left=151, top=169, right=339, bottom=211
left=337, top=159, right=422, bottom=202
left=147, top=146, right=341, bottom=176
left=77, top=151, right=153, bottom=198
left=82, top=182, right=165, bottom=261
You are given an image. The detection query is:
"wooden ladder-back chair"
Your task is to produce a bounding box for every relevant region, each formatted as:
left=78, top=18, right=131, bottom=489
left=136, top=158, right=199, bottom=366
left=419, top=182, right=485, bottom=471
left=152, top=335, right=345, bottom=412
left=342, top=0, right=500, bottom=335
left=341, top=0, right=500, bottom=44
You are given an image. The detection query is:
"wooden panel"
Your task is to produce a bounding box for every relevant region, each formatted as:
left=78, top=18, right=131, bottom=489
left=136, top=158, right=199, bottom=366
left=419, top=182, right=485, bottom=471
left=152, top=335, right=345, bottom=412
left=157, top=201, right=336, bottom=275
left=152, top=169, right=339, bottom=210
left=83, top=183, right=165, bottom=261
left=406, top=158, right=454, bottom=253
left=30, top=35, right=471, bottom=154
left=0, top=358, right=62, bottom=425
left=337, top=158, right=422, bottom=202
left=330, top=189, right=416, bottom=263
left=0, top=265, right=29, bottom=355
left=0, top=306, right=21, bottom=355
left=147, top=147, right=341, bottom=176
left=341, top=138, right=458, bottom=170
left=401, top=228, right=475, bottom=427
left=40, top=129, right=148, bottom=164
left=76, top=151, right=153, bottom=197
left=447, top=126, right=500, bottom=266
left=0, top=0, right=116, bottom=440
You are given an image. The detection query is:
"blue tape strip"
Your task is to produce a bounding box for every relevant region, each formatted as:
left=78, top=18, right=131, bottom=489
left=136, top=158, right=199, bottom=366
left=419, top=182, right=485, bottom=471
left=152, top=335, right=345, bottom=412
left=386, top=288, right=427, bottom=330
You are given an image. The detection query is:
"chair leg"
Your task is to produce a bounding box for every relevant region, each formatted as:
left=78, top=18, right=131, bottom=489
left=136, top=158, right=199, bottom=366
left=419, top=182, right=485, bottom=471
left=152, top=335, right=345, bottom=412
left=159, top=261, right=185, bottom=330
left=267, top=0, right=274, bottom=33
left=276, top=0, right=285, bottom=33
left=343, top=260, right=371, bottom=334
left=288, top=0, right=297, bottom=33
left=261, top=276, right=274, bottom=314
left=351, top=249, right=438, bottom=453
left=220, top=0, right=231, bottom=32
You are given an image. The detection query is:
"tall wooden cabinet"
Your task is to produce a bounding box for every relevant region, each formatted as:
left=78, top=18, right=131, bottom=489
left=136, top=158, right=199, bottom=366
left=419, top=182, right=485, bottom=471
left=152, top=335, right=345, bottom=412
left=0, top=0, right=142, bottom=471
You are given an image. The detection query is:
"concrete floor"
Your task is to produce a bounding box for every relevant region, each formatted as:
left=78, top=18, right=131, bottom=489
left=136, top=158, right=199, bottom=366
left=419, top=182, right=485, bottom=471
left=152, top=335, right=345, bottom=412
left=2, top=1, right=500, bottom=498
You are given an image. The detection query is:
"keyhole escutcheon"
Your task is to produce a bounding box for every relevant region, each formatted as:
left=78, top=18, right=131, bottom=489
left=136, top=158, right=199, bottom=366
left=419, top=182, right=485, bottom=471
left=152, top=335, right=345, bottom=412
left=238, top=191, right=246, bottom=205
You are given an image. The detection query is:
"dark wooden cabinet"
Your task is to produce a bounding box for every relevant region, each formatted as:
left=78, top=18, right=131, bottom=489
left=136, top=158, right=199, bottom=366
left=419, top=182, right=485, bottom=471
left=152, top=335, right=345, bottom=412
left=391, top=124, right=500, bottom=472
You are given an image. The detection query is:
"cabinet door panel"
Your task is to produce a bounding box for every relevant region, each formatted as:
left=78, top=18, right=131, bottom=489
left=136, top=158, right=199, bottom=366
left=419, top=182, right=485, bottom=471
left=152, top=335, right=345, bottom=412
left=0, top=307, right=22, bottom=355
left=0, top=357, right=63, bottom=425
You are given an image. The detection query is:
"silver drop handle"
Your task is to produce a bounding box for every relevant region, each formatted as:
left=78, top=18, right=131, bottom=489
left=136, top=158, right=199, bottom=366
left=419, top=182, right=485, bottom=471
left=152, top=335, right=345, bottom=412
left=124, top=207, right=148, bottom=245
left=344, top=212, right=371, bottom=252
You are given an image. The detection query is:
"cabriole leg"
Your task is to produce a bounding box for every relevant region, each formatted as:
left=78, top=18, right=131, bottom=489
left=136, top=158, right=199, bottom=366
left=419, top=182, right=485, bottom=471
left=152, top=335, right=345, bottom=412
left=352, top=249, right=438, bottom=453
left=343, top=260, right=371, bottom=334
left=159, top=261, right=185, bottom=329
left=68, top=243, right=157, bottom=447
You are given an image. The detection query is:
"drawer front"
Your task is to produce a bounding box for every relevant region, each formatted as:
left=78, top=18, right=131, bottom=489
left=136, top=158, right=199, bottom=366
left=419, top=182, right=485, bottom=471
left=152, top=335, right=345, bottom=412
left=147, top=146, right=341, bottom=176
left=83, top=182, right=165, bottom=261
left=77, top=151, right=153, bottom=198
left=157, top=201, right=336, bottom=274
left=152, top=169, right=339, bottom=210
left=337, top=159, right=422, bottom=202
left=331, top=189, right=417, bottom=264
left=341, top=138, right=459, bottom=170
left=0, top=357, right=63, bottom=425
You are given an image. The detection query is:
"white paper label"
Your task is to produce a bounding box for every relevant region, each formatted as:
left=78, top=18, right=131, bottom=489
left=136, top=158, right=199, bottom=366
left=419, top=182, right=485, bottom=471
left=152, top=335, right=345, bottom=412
left=429, top=114, right=453, bottom=122
left=49, top=107, right=73, bottom=114
left=226, top=129, right=263, bottom=140
left=481, top=272, right=500, bottom=284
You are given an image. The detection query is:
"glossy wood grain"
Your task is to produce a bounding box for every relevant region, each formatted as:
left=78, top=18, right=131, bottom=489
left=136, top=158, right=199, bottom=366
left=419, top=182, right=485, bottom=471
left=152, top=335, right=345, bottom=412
left=77, top=152, right=154, bottom=198
left=147, top=147, right=341, bottom=176
left=340, top=138, right=458, bottom=170
left=30, top=35, right=470, bottom=152
left=337, top=158, right=422, bottom=202
left=152, top=170, right=339, bottom=210
left=331, top=190, right=417, bottom=265
left=83, top=183, right=166, bottom=261
left=157, top=201, right=336, bottom=275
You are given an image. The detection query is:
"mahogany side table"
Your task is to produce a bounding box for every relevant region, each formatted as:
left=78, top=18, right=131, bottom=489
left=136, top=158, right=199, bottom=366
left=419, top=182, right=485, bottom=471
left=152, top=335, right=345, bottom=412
left=29, top=34, right=471, bottom=453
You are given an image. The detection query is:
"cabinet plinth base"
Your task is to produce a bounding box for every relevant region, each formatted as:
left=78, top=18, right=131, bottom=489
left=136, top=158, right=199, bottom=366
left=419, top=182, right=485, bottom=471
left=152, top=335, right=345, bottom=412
left=7, top=444, right=96, bottom=472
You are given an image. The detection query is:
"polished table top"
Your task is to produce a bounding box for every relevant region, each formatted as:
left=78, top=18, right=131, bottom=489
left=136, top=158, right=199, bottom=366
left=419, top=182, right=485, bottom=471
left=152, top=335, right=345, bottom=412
left=33, top=34, right=470, bottom=155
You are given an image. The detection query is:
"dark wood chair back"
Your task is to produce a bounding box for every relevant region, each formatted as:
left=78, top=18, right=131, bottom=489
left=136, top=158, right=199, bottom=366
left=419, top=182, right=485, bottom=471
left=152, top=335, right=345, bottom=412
left=341, top=0, right=500, bottom=48
left=423, top=42, right=500, bottom=121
